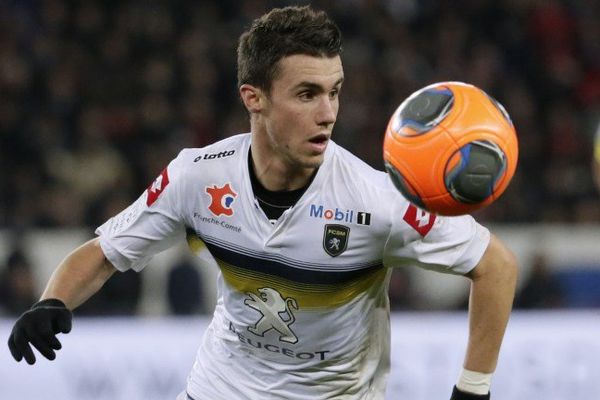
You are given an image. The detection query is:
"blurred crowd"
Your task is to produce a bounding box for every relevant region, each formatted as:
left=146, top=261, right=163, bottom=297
left=1, top=0, right=599, bottom=228
left=1, top=0, right=599, bottom=315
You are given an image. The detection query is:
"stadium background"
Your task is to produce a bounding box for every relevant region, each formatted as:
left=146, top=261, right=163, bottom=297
left=0, top=0, right=599, bottom=399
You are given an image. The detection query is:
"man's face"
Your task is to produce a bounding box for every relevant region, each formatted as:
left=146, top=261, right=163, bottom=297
left=260, top=54, right=344, bottom=169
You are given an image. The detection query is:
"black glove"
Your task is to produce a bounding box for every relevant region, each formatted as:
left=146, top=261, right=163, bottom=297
left=450, top=385, right=490, bottom=400
left=8, top=298, right=72, bottom=364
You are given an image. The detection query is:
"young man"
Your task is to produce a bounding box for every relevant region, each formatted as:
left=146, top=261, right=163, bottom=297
left=8, top=6, right=517, bottom=400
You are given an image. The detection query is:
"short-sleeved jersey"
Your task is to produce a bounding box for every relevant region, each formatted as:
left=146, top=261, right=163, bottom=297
left=96, top=133, right=490, bottom=400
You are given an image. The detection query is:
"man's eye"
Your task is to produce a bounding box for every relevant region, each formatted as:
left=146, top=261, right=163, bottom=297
left=329, top=90, right=339, bottom=99
left=299, top=91, right=314, bottom=100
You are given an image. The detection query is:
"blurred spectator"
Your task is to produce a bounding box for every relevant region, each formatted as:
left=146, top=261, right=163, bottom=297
left=0, top=248, right=37, bottom=315
left=593, top=121, right=600, bottom=192
left=76, top=270, right=142, bottom=316
left=388, top=268, right=418, bottom=311
left=516, top=253, right=564, bottom=309
left=167, top=258, right=204, bottom=315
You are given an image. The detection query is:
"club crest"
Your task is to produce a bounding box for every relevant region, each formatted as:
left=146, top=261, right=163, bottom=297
left=323, top=224, right=350, bottom=257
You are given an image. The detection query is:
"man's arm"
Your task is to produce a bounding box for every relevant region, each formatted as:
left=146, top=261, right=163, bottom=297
left=465, top=234, right=517, bottom=372
left=8, top=237, right=116, bottom=364
left=41, top=237, right=116, bottom=309
left=452, top=233, right=518, bottom=398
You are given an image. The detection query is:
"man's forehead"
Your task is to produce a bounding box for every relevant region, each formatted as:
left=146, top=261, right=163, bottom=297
left=276, top=54, right=344, bottom=87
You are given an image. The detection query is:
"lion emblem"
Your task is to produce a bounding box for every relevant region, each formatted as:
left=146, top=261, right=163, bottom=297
left=328, top=237, right=341, bottom=251
left=244, top=287, right=299, bottom=344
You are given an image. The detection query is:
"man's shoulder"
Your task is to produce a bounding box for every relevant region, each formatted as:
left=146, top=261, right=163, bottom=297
left=175, top=133, right=250, bottom=166
left=329, top=142, right=391, bottom=191
left=177, top=133, right=249, bottom=161
left=168, top=133, right=250, bottom=182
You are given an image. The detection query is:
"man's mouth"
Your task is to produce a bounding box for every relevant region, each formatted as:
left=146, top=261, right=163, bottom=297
left=307, top=134, right=330, bottom=154
left=309, top=134, right=329, bottom=144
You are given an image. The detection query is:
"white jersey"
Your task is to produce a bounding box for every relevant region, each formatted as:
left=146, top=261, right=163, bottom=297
left=96, top=133, right=489, bottom=400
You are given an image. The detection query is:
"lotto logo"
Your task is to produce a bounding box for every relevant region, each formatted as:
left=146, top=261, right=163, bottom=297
left=403, top=204, right=436, bottom=236
left=194, top=150, right=235, bottom=162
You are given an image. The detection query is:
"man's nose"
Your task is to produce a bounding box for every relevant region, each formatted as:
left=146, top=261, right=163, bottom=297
left=317, top=96, right=337, bottom=126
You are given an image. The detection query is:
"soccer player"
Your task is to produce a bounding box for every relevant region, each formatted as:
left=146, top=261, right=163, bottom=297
left=8, top=6, right=517, bottom=400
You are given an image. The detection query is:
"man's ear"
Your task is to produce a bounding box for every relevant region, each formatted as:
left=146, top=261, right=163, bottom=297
left=239, top=84, right=265, bottom=114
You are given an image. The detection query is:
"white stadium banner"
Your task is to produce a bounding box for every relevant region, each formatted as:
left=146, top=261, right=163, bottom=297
left=1, top=311, right=599, bottom=400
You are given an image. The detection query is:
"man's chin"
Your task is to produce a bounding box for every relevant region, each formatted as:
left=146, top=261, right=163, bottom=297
left=301, top=154, right=325, bottom=169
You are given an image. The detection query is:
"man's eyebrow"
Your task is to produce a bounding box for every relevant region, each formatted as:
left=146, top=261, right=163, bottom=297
left=293, top=78, right=345, bottom=91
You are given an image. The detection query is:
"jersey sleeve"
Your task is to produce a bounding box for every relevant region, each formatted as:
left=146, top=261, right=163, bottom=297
left=95, top=151, right=188, bottom=272
left=382, top=201, right=490, bottom=275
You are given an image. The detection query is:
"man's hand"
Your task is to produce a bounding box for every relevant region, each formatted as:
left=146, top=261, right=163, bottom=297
left=8, top=298, right=72, bottom=364
left=450, top=385, right=490, bottom=400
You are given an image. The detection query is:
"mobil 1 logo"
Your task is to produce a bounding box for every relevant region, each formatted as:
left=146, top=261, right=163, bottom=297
left=309, top=204, right=371, bottom=226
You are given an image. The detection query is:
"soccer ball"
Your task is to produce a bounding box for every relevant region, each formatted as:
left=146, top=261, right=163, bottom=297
left=383, top=81, right=518, bottom=216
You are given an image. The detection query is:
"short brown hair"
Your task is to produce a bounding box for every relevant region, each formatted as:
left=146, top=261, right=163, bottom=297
left=237, top=6, right=342, bottom=93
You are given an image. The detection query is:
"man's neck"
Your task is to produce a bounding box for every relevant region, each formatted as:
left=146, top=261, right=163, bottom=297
left=247, top=151, right=315, bottom=222
left=250, top=141, right=317, bottom=192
